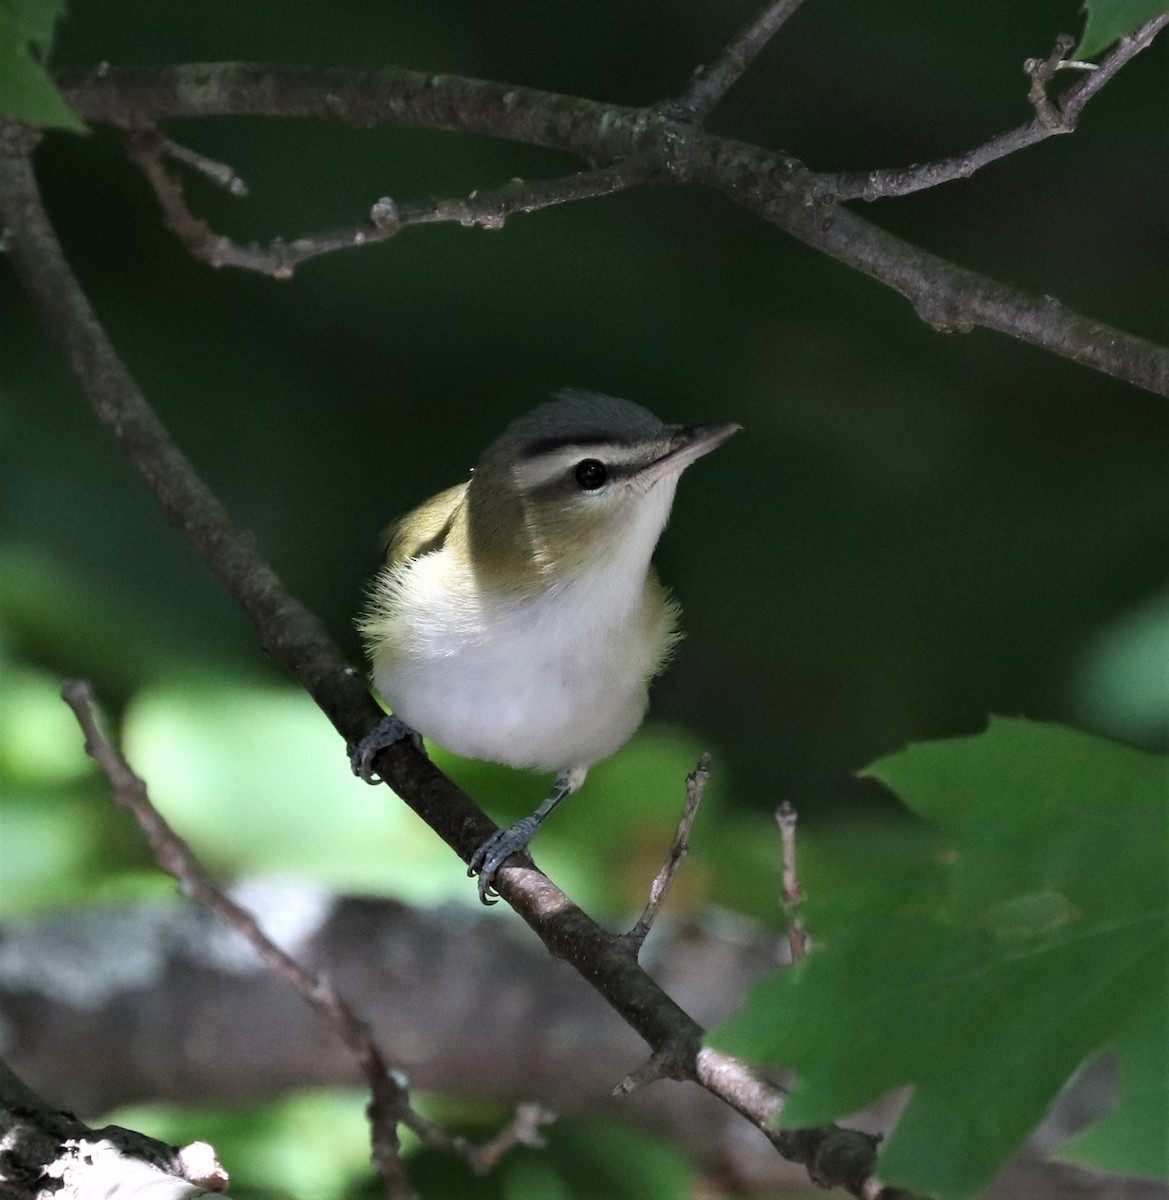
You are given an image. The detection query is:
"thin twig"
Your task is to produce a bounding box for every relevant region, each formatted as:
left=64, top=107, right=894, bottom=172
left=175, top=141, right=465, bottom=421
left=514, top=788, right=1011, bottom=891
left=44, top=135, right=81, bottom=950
left=624, top=754, right=711, bottom=953
left=158, top=133, right=249, bottom=195
left=775, top=802, right=807, bottom=962
left=614, top=1027, right=713, bottom=1098
left=1025, top=34, right=1077, bottom=129
left=466, top=1103, right=556, bottom=1174
left=389, top=1076, right=554, bottom=1173
left=128, top=122, right=653, bottom=279
left=59, top=680, right=556, bottom=1190
left=820, top=14, right=1169, bottom=201
left=676, top=0, right=807, bottom=120
left=1058, top=12, right=1168, bottom=121
left=59, top=681, right=417, bottom=1200
left=612, top=1049, right=675, bottom=1097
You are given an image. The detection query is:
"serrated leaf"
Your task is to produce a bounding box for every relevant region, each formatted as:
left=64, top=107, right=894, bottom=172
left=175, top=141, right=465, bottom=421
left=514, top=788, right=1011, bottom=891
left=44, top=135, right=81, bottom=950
left=711, top=719, right=1168, bottom=1200
left=1077, top=0, right=1169, bottom=58
left=0, top=3, right=84, bottom=130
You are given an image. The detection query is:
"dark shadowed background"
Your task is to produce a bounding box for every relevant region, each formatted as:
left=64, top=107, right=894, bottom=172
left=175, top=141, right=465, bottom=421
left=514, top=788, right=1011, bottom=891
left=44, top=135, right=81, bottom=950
left=0, top=0, right=1166, bottom=1193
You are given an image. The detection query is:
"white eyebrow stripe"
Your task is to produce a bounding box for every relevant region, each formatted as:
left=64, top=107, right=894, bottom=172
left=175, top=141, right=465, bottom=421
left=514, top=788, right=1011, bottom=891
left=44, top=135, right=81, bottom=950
left=509, top=443, right=655, bottom=491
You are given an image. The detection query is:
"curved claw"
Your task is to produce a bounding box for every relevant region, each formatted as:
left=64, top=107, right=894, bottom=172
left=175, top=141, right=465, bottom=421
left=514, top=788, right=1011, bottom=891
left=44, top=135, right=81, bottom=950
left=467, top=817, right=540, bottom=904
left=349, top=715, right=413, bottom=784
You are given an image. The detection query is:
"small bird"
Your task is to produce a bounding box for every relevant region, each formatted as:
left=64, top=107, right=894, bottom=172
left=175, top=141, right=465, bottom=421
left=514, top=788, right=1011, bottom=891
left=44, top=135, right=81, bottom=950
left=352, top=389, right=739, bottom=902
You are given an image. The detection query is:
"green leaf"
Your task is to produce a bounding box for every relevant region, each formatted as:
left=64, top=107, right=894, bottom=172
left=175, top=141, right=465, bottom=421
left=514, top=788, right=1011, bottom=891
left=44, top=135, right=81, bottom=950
left=1077, top=0, right=1169, bottom=58
left=503, top=1119, right=691, bottom=1200
left=0, top=1, right=84, bottom=130
left=3, top=0, right=67, bottom=51
left=711, top=719, right=1168, bottom=1200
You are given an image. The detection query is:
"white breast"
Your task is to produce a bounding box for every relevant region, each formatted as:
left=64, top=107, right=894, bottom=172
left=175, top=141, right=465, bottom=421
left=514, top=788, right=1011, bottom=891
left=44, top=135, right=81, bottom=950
left=369, top=481, right=679, bottom=774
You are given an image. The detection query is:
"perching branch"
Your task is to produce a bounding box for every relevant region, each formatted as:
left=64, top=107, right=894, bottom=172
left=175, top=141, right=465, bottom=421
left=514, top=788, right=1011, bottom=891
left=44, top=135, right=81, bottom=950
left=0, top=122, right=910, bottom=1200
left=55, top=50, right=1169, bottom=395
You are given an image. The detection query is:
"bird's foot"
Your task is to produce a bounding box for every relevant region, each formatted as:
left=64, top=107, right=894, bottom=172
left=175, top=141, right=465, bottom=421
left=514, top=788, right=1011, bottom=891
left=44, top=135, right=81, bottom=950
left=467, top=816, right=540, bottom=905
left=349, top=714, right=415, bottom=783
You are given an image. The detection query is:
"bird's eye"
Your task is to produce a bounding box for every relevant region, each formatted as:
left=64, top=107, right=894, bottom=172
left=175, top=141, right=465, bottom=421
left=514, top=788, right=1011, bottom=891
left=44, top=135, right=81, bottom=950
left=574, top=459, right=608, bottom=490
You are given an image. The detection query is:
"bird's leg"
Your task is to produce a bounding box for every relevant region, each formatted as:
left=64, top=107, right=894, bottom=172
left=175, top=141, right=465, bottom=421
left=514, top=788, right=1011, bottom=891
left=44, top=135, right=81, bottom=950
left=469, top=766, right=587, bottom=904
left=349, top=714, right=419, bottom=784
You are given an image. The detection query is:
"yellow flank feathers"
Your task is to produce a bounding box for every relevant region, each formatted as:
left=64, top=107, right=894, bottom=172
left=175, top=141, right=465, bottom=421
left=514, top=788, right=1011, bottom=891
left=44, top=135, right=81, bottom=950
left=381, top=482, right=468, bottom=569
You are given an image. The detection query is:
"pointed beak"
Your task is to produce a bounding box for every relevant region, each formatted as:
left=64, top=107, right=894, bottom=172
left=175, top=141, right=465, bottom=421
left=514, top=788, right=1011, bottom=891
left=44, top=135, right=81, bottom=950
left=635, top=422, right=742, bottom=486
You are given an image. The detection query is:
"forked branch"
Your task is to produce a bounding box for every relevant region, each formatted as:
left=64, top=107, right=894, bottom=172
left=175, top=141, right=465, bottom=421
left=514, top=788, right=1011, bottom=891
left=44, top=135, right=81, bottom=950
left=55, top=42, right=1169, bottom=395
left=126, top=121, right=655, bottom=279
left=821, top=15, right=1169, bottom=201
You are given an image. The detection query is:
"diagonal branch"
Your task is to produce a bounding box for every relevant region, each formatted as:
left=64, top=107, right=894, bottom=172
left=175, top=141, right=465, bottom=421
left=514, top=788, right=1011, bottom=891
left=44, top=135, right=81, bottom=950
left=821, top=14, right=1169, bottom=201
left=1058, top=13, right=1169, bottom=122
left=60, top=680, right=416, bottom=1200
left=0, top=121, right=911, bottom=1200
left=56, top=63, right=1169, bottom=395
left=154, top=131, right=249, bottom=194
left=707, top=175, right=1167, bottom=397
left=624, top=755, right=710, bottom=953
left=674, top=0, right=807, bottom=120
left=59, top=679, right=555, bottom=1191
left=126, top=122, right=655, bottom=279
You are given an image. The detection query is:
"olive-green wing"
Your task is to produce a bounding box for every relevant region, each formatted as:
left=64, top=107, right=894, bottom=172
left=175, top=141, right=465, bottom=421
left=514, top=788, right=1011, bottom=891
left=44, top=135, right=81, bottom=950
left=381, top=482, right=468, bottom=569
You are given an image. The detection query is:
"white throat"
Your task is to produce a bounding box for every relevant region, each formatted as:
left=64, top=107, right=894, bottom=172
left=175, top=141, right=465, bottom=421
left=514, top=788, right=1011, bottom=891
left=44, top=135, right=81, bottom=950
left=373, top=475, right=681, bottom=774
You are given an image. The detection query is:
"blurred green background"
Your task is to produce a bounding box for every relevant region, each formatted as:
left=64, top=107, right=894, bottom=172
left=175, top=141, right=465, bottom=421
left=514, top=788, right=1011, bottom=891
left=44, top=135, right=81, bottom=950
left=0, top=0, right=1166, bottom=1194
left=3, top=0, right=1167, bottom=914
